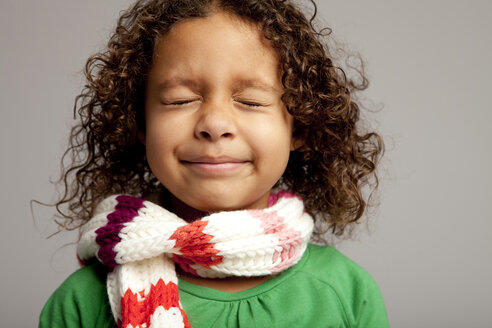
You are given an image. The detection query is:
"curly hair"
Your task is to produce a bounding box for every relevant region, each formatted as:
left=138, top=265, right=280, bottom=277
left=51, top=0, right=384, bottom=239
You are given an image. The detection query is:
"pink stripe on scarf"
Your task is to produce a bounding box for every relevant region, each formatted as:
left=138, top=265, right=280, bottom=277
left=251, top=209, right=303, bottom=272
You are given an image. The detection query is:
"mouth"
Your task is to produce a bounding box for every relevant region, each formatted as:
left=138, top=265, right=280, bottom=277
left=180, top=156, right=251, bottom=175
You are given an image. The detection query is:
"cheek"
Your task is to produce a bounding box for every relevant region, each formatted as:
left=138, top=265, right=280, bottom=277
left=145, top=120, right=177, bottom=170
left=250, top=118, right=292, bottom=161
left=146, top=113, right=184, bottom=149
left=271, top=119, right=294, bottom=169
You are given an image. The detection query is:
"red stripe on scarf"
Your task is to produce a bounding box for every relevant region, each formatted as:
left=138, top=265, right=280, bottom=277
left=170, top=220, right=223, bottom=275
left=120, top=279, right=190, bottom=328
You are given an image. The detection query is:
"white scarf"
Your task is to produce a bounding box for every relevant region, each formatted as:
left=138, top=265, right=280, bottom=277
left=77, top=191, right=313, bottom=327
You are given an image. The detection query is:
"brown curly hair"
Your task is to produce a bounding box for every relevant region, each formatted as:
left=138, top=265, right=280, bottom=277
left=51, top=0, right=384, bottom=239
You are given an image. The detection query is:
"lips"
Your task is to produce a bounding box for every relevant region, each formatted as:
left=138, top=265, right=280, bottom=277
left=180, top=155, right=251, bottom=175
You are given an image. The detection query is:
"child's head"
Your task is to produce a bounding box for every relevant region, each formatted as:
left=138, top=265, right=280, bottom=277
left=57, top=0, right=383, bottom=238
left=144, top=11, right=293, bottom=213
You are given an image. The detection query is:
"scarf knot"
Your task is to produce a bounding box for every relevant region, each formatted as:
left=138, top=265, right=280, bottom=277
left=77, top=191, right=313, bottom=327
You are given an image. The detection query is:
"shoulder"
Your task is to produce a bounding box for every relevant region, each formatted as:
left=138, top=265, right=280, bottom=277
left=301, top=244, right=385, bottom=298
left=298, top=244, right=390, bottom=327
left=39, top=261, right=116, bottom=328
left=61, top=260, right=107, bottom=288
left=47, top=261, right=108, bottom=303
left=303, top=244, right=376, bottom=284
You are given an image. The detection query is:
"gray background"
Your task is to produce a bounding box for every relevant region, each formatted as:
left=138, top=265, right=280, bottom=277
left=1, top=0, right=491, bottom=327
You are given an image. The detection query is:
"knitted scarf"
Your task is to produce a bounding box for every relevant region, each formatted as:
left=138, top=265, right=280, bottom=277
left=77, top=191, right=314, bottom=328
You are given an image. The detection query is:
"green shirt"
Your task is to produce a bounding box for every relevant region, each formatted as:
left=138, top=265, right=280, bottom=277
left=40, top=244, right=389, bottom=327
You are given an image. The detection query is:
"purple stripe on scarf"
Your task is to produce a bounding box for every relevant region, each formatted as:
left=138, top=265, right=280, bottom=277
left=95, top=195, right=145, bottom=270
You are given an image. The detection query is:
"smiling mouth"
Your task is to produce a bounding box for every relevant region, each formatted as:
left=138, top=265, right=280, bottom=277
left=181, top=156, right=250, bottom=175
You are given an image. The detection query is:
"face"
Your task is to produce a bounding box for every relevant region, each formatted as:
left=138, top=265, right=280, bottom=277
left=144, top=11, right=294, bottom=212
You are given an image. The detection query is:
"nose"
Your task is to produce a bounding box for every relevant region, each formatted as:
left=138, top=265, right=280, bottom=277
left=194, top=102, right=236, bottom=141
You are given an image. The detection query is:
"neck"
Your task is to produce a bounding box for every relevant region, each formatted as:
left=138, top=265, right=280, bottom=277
left=170, top=195, right=209, bottom=222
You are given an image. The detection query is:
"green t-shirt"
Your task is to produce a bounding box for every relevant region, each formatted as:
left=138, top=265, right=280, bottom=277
left=39, top=244, right=389, bottom=327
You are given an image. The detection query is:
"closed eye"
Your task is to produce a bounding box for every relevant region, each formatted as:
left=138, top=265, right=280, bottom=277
left=242, top=102, right=262, bottom=107
left=162, top=99, right=199, bottom=106
left=235, top=100, right=264, bottom=108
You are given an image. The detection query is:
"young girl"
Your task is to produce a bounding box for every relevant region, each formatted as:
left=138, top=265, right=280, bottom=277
left=40, top=0, right=388, bottom=327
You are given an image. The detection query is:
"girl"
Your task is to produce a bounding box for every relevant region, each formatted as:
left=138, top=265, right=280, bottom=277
left=40, top=0, right=388, bottom=327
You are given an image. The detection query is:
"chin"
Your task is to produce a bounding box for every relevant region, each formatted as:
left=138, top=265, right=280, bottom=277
left=196, top=195, right=270, bottom=213
left=192, top=200, right=245, bottom=213
left=169, top=186, right=272, bottom=214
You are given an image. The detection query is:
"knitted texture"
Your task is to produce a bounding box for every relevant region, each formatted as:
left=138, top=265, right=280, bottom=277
left=77, top=191, right=314, bottom=328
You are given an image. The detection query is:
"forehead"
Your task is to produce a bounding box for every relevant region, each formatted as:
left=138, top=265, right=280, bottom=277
left=158, top=11, right=267, bottom=50
left=149, top=11, right=280, bottom=84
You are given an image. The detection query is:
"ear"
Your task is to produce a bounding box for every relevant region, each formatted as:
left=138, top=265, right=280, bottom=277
left=290, top=137, right=304, bottom=151
left=137, top=130, right=146, bottom=145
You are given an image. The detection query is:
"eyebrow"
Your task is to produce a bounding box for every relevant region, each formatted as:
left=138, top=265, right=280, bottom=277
left=157, top=77, right=279, bottom=93
left=157, top=78, right=200, bottom=91
left=234, top=79, right=280, bottom=93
